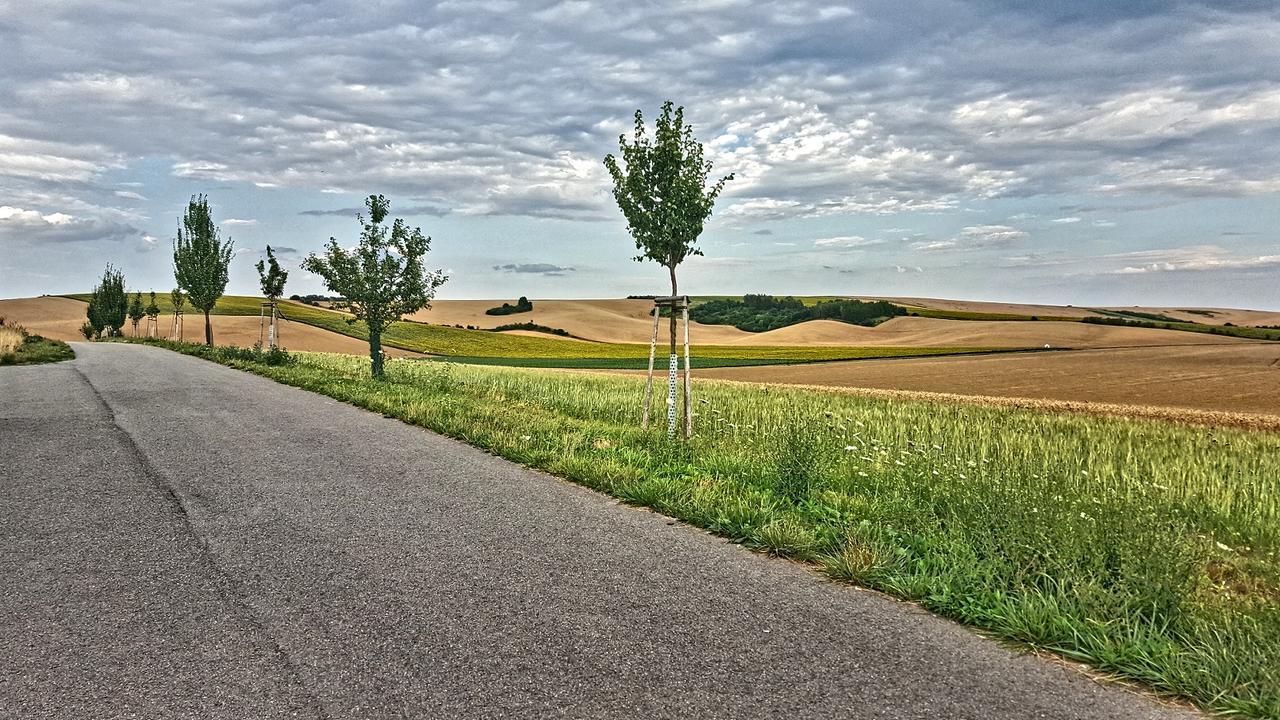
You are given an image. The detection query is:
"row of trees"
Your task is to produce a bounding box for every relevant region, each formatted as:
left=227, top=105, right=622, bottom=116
left=82, top=271, right=177, bottom=340
left=81, top=101, right=728, bottom=391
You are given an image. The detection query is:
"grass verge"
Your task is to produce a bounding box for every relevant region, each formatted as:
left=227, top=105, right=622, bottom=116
left=133, top=338, right=1279, bottom=718
left=0, top=326, right=75, bottom=365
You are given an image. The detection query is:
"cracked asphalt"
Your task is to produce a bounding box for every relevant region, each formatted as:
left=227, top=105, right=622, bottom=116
left=0, top=342, right=1201, bottom=719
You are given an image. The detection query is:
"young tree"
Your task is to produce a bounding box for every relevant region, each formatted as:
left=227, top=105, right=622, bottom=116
left=173, top=195, right=234, bottom=346
left=256, top=245, right=289, bottom=300
left=91, top=264, right=128, bottom=337
left=256, top=245, right=289, bottom=349
left=145, top=291, right=160, bottom=336
left=128, top=292, right=145, bottom=336
left=604, top=101, right=733, bottom=359
left=603, top=101, right=733, bottom=435
left=302, top=195, right=448, bottom=378
left=170, top=288, right=185, bottom=341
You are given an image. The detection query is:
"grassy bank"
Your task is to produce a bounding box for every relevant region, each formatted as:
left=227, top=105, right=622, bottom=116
left=137, top=339, right=1279, bottom=717
left=0, top=326, right=74, bottom=365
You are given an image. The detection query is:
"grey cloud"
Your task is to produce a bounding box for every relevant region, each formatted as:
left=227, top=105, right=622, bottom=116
left=2, top=0, right=1277, bottom=226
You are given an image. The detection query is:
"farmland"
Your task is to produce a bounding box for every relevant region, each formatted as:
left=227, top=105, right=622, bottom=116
left=50, top=294, right=1012, bottom=366
left=138, top=342, right=1280, bottom=718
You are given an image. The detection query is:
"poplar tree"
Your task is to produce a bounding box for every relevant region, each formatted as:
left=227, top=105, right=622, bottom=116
left=302, top=195, right=447, bottom=378
left=127, top=292, right=145, bottom=336
left=173, top=195, right=234, bottom=346
left=145, top=291, right=160, bottom=336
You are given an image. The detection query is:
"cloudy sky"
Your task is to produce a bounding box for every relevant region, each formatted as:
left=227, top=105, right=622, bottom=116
left=2, top=0, right=1278, bottom=308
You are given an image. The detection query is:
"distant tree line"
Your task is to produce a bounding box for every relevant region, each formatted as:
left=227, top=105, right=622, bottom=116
left=288, top=294, right=345, bottom=306
left=691, top=294, right=906, bottom=332
left=486, top=296, right=533, bottom=316
left=489, top=321, right=570, bottom=336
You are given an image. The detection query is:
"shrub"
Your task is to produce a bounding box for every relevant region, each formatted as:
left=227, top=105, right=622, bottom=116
left=485, top=296, right=534, bottom=316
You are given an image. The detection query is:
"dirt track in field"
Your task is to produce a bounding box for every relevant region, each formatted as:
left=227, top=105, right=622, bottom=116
left=697, top=343, right=1280, bottom=420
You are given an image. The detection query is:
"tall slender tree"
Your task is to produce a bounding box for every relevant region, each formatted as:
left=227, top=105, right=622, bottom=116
left=604, top=101, right=733, bottom=435
left=173, top=195, right=234, bottom=346
left=256, top=245, right=289, bottom=349
left=145, top=291, right=160, bottom=336
left=302, top=195, right=447, bottom=378
left=170, top=288, right=185, bottom=341
left=128, top=292, right=144, bottom=336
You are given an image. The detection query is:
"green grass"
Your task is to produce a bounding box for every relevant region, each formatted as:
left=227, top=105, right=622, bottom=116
left=135, top=339, right=1280, bottom=718
left=0, top=331, right=75, bottom=366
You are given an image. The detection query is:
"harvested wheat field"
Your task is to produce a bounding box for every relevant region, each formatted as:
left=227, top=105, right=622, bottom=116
left=725, top=316, right=1249, bottom=348
left=698, top=343, right=1280, bottom=418
left=406, top=298, right=756, bottom=343
left=411, top=299, right=1251, bottom=348
left=854, top=295, right=1280, bottom=326
left=0, top=296, right=422, bottom=357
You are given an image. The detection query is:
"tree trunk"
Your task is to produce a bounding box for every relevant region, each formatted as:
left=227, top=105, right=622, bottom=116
left=668, top=265, right=678, bottom=358
left=204, top=309, right=213, bottom=346
left=370, top=327, right=384, bottom=378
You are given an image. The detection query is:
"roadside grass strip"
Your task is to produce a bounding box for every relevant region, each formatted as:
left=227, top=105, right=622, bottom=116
left=0, top=327, right=74, bottom=365
left=139, top=340, right=1280, bottom=718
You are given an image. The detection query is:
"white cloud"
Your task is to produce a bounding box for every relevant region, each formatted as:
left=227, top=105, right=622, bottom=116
left=1051, top=217, right=1081, bottom=224
left=813, top=235, right=883, bottom=248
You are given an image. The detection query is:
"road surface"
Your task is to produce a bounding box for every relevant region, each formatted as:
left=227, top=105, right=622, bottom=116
left=0, top=343, right=1198, bottom=719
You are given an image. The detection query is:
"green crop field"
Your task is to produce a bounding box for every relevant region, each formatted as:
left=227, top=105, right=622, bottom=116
left=136, top=341, right=1280, bottom=718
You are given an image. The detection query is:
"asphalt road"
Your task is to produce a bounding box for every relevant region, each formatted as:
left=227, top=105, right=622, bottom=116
left=0, top=342, right=1200, bottom=719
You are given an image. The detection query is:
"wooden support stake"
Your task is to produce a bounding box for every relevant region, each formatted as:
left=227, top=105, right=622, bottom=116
left=642, top=305, right=659, bottom=429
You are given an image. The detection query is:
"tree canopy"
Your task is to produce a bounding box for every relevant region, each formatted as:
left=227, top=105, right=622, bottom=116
left=302, top=195, right=448, bottom=377
left=173, top=195, right=234, bottom=345
left=256, top=245, right=289, bottom=301
left=603, top=101, right=733, bottom=296
left=87, top=264, right=127, bottom=337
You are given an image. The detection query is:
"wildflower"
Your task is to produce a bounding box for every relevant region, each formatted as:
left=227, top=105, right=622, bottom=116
left=520, top=434, right=532, bottom=442
left=858, top=471, right=868, bottom=477
left=844, top=445, right=857, bottom=452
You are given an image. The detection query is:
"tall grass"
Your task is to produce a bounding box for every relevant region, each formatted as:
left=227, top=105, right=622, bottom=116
left=0, top=325, right=74, bottom=365
left=157, top=344, right=1280, bottom=717
left=0, top=325, right=22, bottom=356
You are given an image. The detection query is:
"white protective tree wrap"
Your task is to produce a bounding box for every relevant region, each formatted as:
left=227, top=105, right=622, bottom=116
left=666, top=354, right=679, bottom=436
